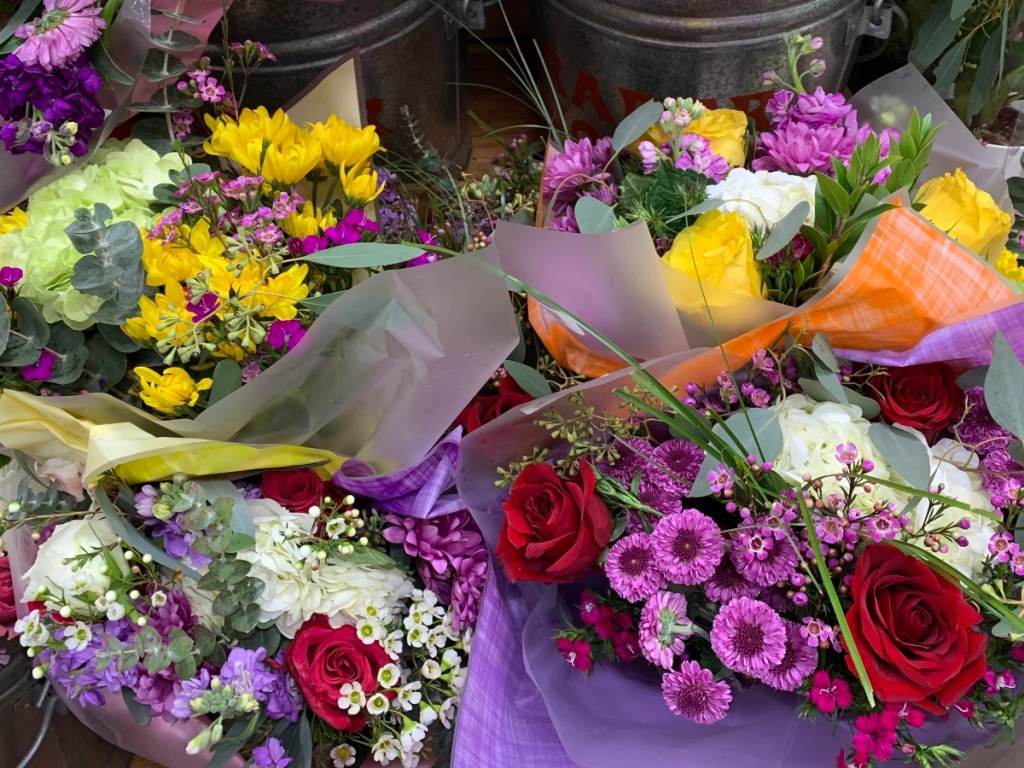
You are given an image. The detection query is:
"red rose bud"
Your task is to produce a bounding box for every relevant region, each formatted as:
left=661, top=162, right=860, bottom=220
left=871, top=363, right=962, bottom=443
left=285, top=616, right=392, bottom=732
left=844, top=545, right=987, bottom=715
left=455, top=376, right=534, bottom=434
left=260, top=469, right=325, bottom=513
left=496, top=461, right=612, bottom=583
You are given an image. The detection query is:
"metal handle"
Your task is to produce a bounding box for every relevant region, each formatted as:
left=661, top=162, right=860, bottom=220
left=845, top=0, right=895, bottom=46
left=444, top=0, right=489, bottom=36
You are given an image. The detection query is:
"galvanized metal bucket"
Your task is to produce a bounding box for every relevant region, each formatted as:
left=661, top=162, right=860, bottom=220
left=535, top=0, right=893, bottom=136
left=218, top=0, right=478, bottom=166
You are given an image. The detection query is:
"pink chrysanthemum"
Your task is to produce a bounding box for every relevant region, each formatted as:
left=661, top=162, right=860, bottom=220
left=652, top=509, right=724, bottom=585
left=759, top=621, right=818, bottom=691
left=639, top=590, right=692, bottom=669
left=710, top=597, right=787, bottom=677
left=703, top=555, right=760, bottom=604
left=661, top=661, right=732, bottom=724
left=15, top=0, right=105, bottom=71
left=644, top=439, right=704, bottom=496
left=731, top=530, right=798, bottom=587
left=605, top=532, right=665, bottom=603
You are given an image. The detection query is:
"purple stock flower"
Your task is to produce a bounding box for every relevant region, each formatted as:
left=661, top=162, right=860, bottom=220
left=710, top=597, right=787, bottom=677
left=542, top=136, right=615, bottom=211
left=218, top=647, right=276, bottom=700
left=252, top=737, right=292, bottom=768
left=662, top=661, right=732, bottom=724
left=44, top=619, right=139, bottom=707
left=673, top=134, right=729, bottom=181
left=170, top=668, right=211, bottom=720
left=605, top=532, right=665, bottom=603
left=382, top=510, right=483, bottom=575
left=0, top=266, right=23, bottom=286
left=759, top=621, right=818, bottom=691
left=19, top=349, right=55, bottom=381
left=266, top=319, right=306, bottom=351
left=264, top=651, right=303, bottom=722
left=451, top=548, right=488, bottom=631
left=651, top=509, right=724, bottom=586
left=753, top=121, right=855, bottom=176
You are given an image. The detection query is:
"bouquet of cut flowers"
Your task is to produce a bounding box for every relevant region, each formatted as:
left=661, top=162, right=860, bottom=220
left=454, top=201, right=1024, bottom=768
left=2, top=432, right=486, bottom=767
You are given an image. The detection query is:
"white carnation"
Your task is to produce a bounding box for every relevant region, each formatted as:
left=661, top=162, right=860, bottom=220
left=707, top=168, right=816, bottom=230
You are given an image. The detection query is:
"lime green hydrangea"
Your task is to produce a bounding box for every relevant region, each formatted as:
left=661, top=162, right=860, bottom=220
left=0, top=140, right=186, bottom=330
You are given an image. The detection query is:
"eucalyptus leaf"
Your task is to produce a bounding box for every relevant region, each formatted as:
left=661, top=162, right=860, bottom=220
left=98, top=323, right=141, bottom=353
left=91, top=43, right=134, bottom=85
left=121, top=689, right=152, bottom=727
left=141, top=49, right=188, bottom=83
left=230, top=603, right=261, bottom=634
left=718, top=408, right=783, bottom=463
left=1007, top=440, right=1024, bottom=468
left=0, top=294, right=10, bottom=356
left=811, top=333, right=839, bottom=373
left=909, top=0, right=962, bottom=70
left=755, top=201, right=810, bottom=261
left=502, top=359, right=553, bottom=398
left=45, top=347, right=89, bottom=386
left=84, top=335, right=127, bottom=390
left=97, top=490, right=201, bottom=581
left=131, top=119, right=176, bottom=155
left=340, top=546, right=401, bottom=569
left=812, top=362, right=847, bottom=404
left=611, top=100, right=663, bottom=153
left=574, top=196, right=616, bottom=234
left=0, top=338, right=42, bottom=367
left=680, top=197, right=725, bottom=217
left=300, top=242, right=423, bottom=269
left=688, top=450, right=719, bottom=498
left=12, top=297, right=49, bottom=349
left=950, top=0, right=973, bottom=18
left=301, top=292, right=343, bottom=314
left=150, top=30, right=202, bottom=52
left=208, top=359, right=243, bottom=406
left=968, top=30, right=1005, bottom=123
left=931, top=37, right=970, bottom=95
left=198, top=480, right=255, bottom=538
left=984, top=333, right=1024, bottom=440
left=956, top=365, right=987, bottom=390
left=868, top=423, right=931, bottom=491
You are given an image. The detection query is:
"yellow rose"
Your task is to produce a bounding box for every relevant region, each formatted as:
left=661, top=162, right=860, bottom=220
left=916, top=169, right=1012, bottom=262
left=995, top=248, right=1024, bottom=282
left=688, top=109, right=748, bottom=168
left=664, top=209, right=763, bottom=298
left=134, top=367, right=212, bottom=413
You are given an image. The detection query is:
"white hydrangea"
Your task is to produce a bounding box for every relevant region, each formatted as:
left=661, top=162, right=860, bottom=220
left=707, top=167, right=817, bottom=230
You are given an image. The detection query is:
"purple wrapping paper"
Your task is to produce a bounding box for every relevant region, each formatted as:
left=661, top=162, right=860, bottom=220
left=452, top=302, right=1024, bottom=767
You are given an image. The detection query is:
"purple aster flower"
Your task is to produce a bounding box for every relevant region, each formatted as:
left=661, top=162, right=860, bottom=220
left=266, top=319, right=306, bottom=351
left=602, top=437, right=656, bottom=486
left=791, top=87, right=852, bottom=127
left=542, top=136, right=615, bottom=211
left=651, top=509, right=724, bottom=585
left=382, top=510, right=483, bottom=575
left=703, top=555, right=760, bottom=603
left=638, top=482, right=682, bottom=517
left=661, top=661, right=732, bottom=724
left=19, top=349, right=55, bottom=381
left=133, top=668, right=182, bottom=722
left=451, top=548, right=488, bottom=631
left=264, top=652, right=303, bottom=722
left=639, top=590, right=693, bottom=669
left=252, top=737, right=292, bottom=768
left=0, top=266, right=23, bottom=286
left=605, top=532, right=665, bottom=603
left=710, top=597, right=787, bottom=677
left=14, top=0, right=106, bottom=71
left=643, top=439, right=704, bottom=496
left=759, top=621, right=818, bottom=691
left=731, top=528, right=798, bottom=587
left=765, top=90, right=796, bottom=127
left=959, top=388, right=1012, bottom=451
left=417, top=560, right=453, bottom=603
left=146, top=588, right=197, bottom=640
left=550, top=205, right=580, bottom=232
left=752, top=121, right=855, bottom=177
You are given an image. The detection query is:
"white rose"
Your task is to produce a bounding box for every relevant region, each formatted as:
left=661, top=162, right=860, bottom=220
left=707, top=168, right=817, bottom=230
left=773, top=395, right=908, bottom=510
left=911, top=439, right=999, bottom=579
left=23, top=517, right=129, bottom=611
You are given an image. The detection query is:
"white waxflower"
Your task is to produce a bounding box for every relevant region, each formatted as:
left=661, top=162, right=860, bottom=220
left=406, top=625, right=427, bottom=649
left=372, top=735, right=399, bottom=763
left=366, top=692, right=390, bottom=716
left=337, top=682, right=365, bottom=715
left=377, top=663, right=402, bottom=689
left=383, top=630, right=404, bottom=660
left=439, top=697, right=458, bottom=728
left=14, top=610, right=49, bottom=648
left=420, top=659, right=442, bottom=680
left=706, top=167, right=817, bottom=229
left=150, top=590, right=167, bottom=608
left=330, top=744, right=356, bottom=768
left=63, top=621, right=92, bottom=651
left=396, top=681, right=422, bottom=711
left=418, top=703, right=439, bottom=726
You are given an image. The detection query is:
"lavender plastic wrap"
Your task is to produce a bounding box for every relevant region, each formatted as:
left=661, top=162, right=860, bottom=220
left=0, top=0, right=230, bottom=213
left=452, top=301, right=1024, bottom=767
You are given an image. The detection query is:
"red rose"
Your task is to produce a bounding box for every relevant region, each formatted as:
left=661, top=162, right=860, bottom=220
left=872, top=363, right=962, bottom=443
left=261, top=469, right=325, bottom=513
left=455, top=376, right=534, bottom=434
left=497, top=461, right=612, bottom=583
left=0, top=556, right=16, bottom=639
left=844, top=545, right=987, bottom=715
left=284, top=616, right=391, bottom=731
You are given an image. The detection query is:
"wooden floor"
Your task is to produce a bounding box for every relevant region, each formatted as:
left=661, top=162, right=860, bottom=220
left=121, top=39, right=536, bottom=768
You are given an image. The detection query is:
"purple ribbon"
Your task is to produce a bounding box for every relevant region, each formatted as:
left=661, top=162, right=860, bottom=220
left=332, top=427, right=464, bottom=519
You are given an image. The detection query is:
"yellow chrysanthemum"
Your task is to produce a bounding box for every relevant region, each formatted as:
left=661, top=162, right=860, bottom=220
left=207, top=260, right=263, bottom=315
left=342, top=170, right=383, bottom=206
left=211, top=340, right=249, bottom=360
left=0, top=207, right=28, bottom=235
left=204, top=107, right=302, bottom=171
left=134, top=366, right=211, bottom=414
left=309, top=116, right=382, bottom=173
left=281, top=203, right=338, bottom=239
left=122, top=280, right=195, bottom=345
left=260, top=139, right=323, bottom=186
left=995, top=248, right=1024, bottom=282
left=141, top=234, right=203, bottom=288
left=256, top=264, right=310, bottom=320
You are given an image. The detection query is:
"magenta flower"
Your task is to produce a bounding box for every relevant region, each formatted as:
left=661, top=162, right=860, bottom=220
left=556, top=637, right=593, bottom=672
left=20, top=349, right=55, bottom=381
left=639, top=590, right=692, bottom=669
left=808, top=670, right=853, bottom=714
left=661, top=661, right=732, bottom=724
left=14, top=0, right=105, bottom=71
left=651, top=509, right=724, bottom=586
left=759, top=621, right=818, bottom=692
left=266, top=320, right=306, bottom=351
left=731, top=528, right=798, bottom=587
left=851, top=710, right=900, bottom=765
left=792, top=87, right=853, bottom=127
left=753, top=121, right=855, bottom=176
left=0, top=266, right=23, bottom=286
left=709, top=597, right=787, bottom=677
left=542, top=136, right=615, bottom=211
left=605, top=532, right=665, bottom=603
left=186, top=291, right=219, bottom=323
left=644, top=439, right=703, bottom=496
left=702, top=556, right=760, bottom=604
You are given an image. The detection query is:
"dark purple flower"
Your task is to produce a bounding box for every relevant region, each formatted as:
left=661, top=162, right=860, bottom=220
left=0, top=266, right=23, bottom=286
left=146, top=588, right=197, bottom=640
left=264, top=651, right=303, bottom=722
left=133, top=668, right=182, bottom=722
left=643, top=439, right=704, bottom=496
left=20, top=349, right=55, bottom=381
left=266, top=319, right=306, bottom=351
left=252, top=737, right=292, bottom=768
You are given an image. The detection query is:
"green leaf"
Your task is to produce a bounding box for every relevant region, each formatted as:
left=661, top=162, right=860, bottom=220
left=12, top=297, right=49, bottom=349
left=83, top=335, right=127, bottom=390
left=212, top=591, right=239, bottom=616
left=811, top=333, right=839, bottom=373
left=207, top=359, right=243, bottom=406
left=950, top=0, right=973, bottom=18
left=151, top=7, right=204, bottom=23
left=968, top=29, right=1005, bottom=123
left=223, top=532, right=256, bottom=554
left=206, top=712, right=265, bottom=768
left=985, top=333, right=1024, bottom=440
left=198, top=480, right=254, bottom=538
left=130, top=119, right=175, bottom=155
left=679, top=197, right=725, bottom=218
left=755, top=201, right=810, bottom=262
left=97, top=490, right=201, bottom=580
left=720, top=408, right=783, bottom=463
left=0, top=1, right=41, bottom=46
left=167, top=627, right=194, bottom=662
left=300, top=292, right=343, bottom=314
left=280, top=716, right=313, bottom=768
left=300, top=242, right=423, bottom=269
left=815, top=174, right=851, bottom=217
left=174, top=655, right=197, bottom=681
left=1007, top=440, right=1024, bottom=469
left=574, top=196, right=616, bottom=234
left=97, top=323, right=140, bottom=353
left=45, top=346, right=89, bottom=386
left=502, top=359, right=553, bottom=398
left=868, top=423, right=931, bottom=491
left=611, top=100, right=663, bottom=154
left=813, top=361, right=847, bottom=404
left=0, top=294, right=10, bottom=356
left=121, top=689, right=152, bottom=727
left=340, top=546, right=400, bottom=569
left=193, top=625, right=218, bottom=658
left=150, top=30, right=202, bottom=52
left=230, top=603, right=261, bottom=634
left=909, top=0, right=962, bottom=70
left=931, top=37, right=970, bottom=94
left=91, top=42, right=134, bottom=85
left=956, top=365, right=987, bottom=390
left=141, top=49, right=188, bottom=83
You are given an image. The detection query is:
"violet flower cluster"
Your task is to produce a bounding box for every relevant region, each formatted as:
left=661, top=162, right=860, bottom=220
left=542, top=136, right=617, bottom=232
